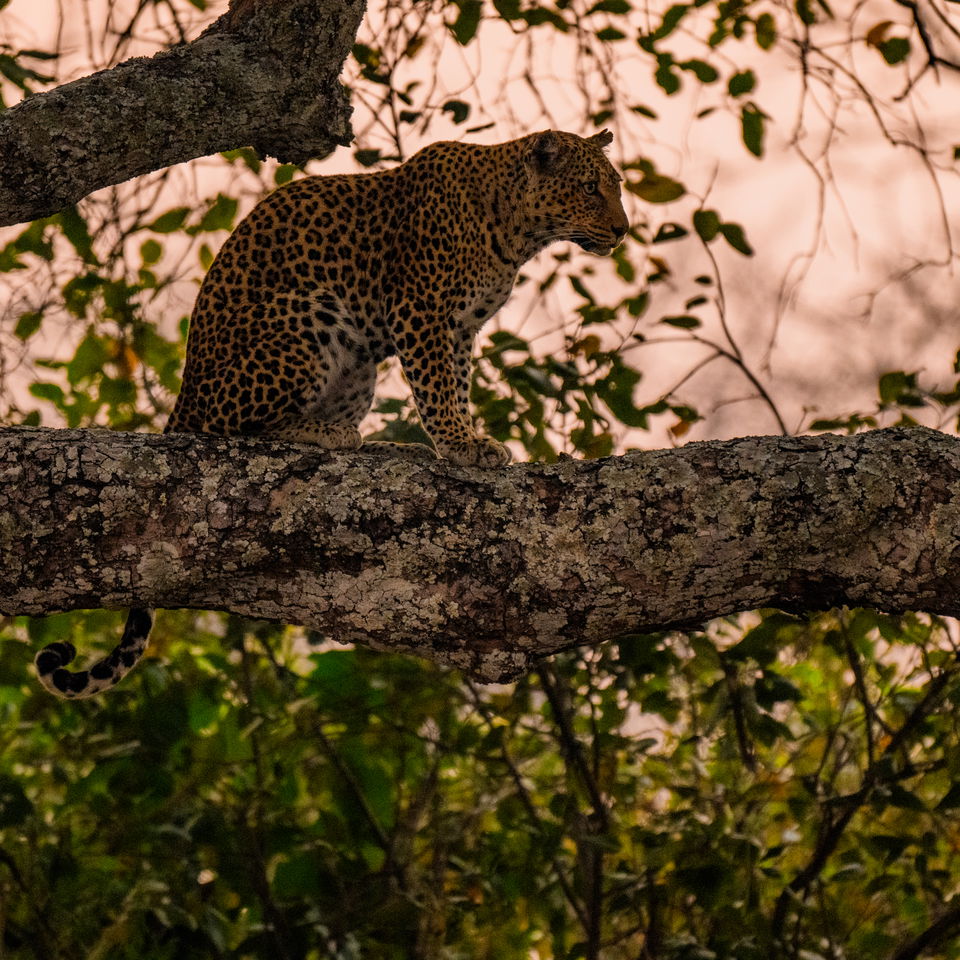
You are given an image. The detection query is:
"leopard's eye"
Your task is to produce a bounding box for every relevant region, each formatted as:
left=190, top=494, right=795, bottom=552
left=582, top=180, right=599, bottom=196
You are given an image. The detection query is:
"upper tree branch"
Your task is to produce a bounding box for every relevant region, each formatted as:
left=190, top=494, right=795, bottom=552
left=0, top=0, right=366, bottom=226
left=2, top=425, right=960, bottom=682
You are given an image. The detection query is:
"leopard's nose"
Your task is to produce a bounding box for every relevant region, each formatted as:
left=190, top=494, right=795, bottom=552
left=612, top=221, right=629, bottom=240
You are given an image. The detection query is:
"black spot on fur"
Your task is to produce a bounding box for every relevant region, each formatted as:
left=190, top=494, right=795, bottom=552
left=90, top=661, right=115, bottom=680
left=36, top=642, right=76, bottom=674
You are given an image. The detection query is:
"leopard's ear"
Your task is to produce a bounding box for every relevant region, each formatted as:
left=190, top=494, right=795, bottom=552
left=587, top=129, right=614, bottom=149
left=526, top=130, right=562, bottom=173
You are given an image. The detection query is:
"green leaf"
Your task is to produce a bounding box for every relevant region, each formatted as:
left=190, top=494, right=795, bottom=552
left=451, top=0, right=483, bottom=45
left=719, top=222, right=754, bottom=255
left=693, top=209, right=720, bottom=241
left=795, top=0, right=816, bottom=25
left=661, top=314, right=700, bottom=329
left=878, top=370, right=921, bottom=406
left=596, top=26, right=626, bottom=40
left=0, top=52, right=53, bottom=90
left=273, top=853, right=322, bottom=898
left=741, top=104, right=766, bottom=157
left=62, top=271, right=103, bottom=318
left=595, top=358, right=648, bottom=427
left=29, top=381, right=65, bottom=405
left=196, top=194, right=238, bottom=233
left=809, top=414, right=876, bottom=433
left=670, top=403, right=700, bottom=423
left=936, top=782, right=960, bottom=810
left=57, top=206, right=98, bottom=265
left=147, top=207, right=190, bottom=234
left=0, top=241, right=24, bottom=272
left=878, top=37, right=910, bottom=65
left=13, top=220, right=53, bottom=261
left=675, top=864, right=728, bottom=905
left=728, top=69, right=756, bottom=97
left=867, top=833, right=912, bottom=862
left=755, top=11, right=776, bottom=48
left=522, top=6, right=569, bottom=30
left=884, top=784, right=926, bottom=812
left=442, top=99, right=470, bottom=124
left=67, top=332, right=110, bottom=386
left=102, top=279, right=136, bottom=323
left=221, top=146, right=261, bottom=173
left=355, top=149, right=382, bottom=167
left=588, top=0, right=630, bottom=11
left=630, top=104, right=658, bottom=119
left=274, top=164, right=297, bottom=185
left=0, top=776, right=31, bottom=827
left=98, top=376, right=137, bottom=406
left=493, top=0, right=522, bottom=19
left=645, top=3, right=689, bottom=44
left=612, top=245, right=635, bottom=282
left=188, top=693, right=220, bottom=734
left=352, top=42, right=378, bottom=66
left=14, top=310, right=42, bottom=340
left=626, top=171, right=685, bottom=204
left=570, top=275, right=595, bottom=303
left=18, top=48, right=59, bottom=60
left=755, top=670, right=803, bottom=710
left=653, top=222, right=688, bottom=243
left=679, top=59, right=718, bottom=83
left=140, top=239, right=162, bottom=265
left=654, top=54, right=681, bottom=95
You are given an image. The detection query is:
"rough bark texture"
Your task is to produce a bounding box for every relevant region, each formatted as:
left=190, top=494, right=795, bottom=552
left=3, top=425, right=960, bottom=680
left=0, top=0, right=365, bottom=227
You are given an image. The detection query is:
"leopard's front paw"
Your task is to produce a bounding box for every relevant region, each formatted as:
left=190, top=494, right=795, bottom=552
left=439, top=437, right=511, bottom=467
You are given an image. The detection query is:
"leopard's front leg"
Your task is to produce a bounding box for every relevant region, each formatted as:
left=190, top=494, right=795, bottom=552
left=396, top=318, right=510, bottom=468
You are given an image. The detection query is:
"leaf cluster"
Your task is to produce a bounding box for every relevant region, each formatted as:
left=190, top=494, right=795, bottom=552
left=4, top=610, right=960, bottom=958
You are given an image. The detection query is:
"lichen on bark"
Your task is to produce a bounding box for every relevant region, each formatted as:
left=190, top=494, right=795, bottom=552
left=2, top=425, right=960, bottom=681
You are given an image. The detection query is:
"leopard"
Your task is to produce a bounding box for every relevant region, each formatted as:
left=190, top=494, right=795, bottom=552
left=34, top=128, right=629, bottom=698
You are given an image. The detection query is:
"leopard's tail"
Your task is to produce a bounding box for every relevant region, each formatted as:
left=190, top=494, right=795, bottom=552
left=34, top=608, right=155, bottom=699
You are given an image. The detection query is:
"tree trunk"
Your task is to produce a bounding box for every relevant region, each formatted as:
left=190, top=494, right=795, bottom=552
left=0, top=0, right=365, bottom=227
left=2, top=425, right=958, bottom=681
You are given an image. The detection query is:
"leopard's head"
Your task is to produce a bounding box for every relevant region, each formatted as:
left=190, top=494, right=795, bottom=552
left=520, top=129, right=629, bottom=256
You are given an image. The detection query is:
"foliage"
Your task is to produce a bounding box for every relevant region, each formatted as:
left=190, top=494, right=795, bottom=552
left=2, top=0, right=960, bottom=957
left=5, top=611, right=960, bottom=958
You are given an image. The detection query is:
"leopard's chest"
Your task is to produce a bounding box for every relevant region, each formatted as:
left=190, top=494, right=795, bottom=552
left=449, top=259, right=518, bottom=334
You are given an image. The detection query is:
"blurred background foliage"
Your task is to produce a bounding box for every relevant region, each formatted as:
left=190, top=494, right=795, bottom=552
left=2, top=0, right=960, bottom=956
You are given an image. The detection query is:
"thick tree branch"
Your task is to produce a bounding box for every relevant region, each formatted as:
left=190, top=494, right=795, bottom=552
left=0, top=0, right=365, bottom=226
left=2, top=425, right=960, bottom=681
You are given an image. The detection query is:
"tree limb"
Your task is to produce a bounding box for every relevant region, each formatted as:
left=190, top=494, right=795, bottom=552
left=0, top=0, right=365, bottom=227
left=2, top=425, right=960, bottom=682
left=889, top=899, right=960, bottom=960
